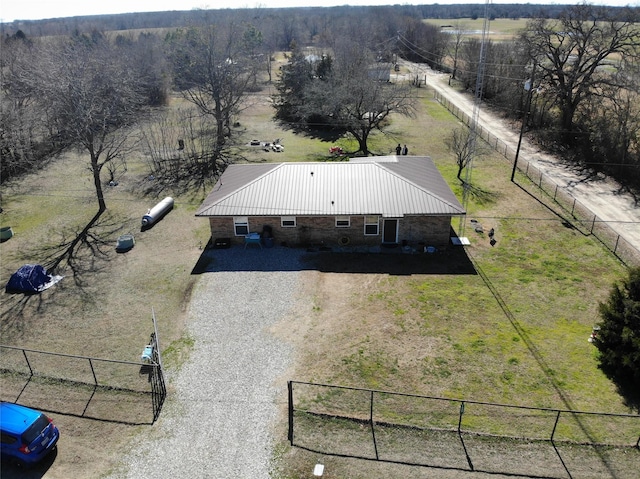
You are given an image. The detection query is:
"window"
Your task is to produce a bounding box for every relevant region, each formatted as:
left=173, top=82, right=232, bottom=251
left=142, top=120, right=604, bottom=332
left=281, top=216, right=297, bottom=227
left=335, top=216, right=350, bottom=228
left=234, top=216, right=249, bottom=236
left=364, top=216, right=379, bottom=235
left=23, top=414, right=50, bottom=443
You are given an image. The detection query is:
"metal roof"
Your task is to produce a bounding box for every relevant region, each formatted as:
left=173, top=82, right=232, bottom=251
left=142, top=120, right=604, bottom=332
left=195, top=156, right=465, bottom=218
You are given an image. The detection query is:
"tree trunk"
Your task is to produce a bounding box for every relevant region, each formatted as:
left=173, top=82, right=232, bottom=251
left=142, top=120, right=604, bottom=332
left=357, top=135, right=370, bottom=156
left=561, top=104, right=576, bottom=143
left=90, top=151, right=106, bottom=214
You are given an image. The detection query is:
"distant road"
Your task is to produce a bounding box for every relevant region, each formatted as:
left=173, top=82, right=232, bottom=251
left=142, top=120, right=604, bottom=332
left=404, top=61, right=640, bottom=263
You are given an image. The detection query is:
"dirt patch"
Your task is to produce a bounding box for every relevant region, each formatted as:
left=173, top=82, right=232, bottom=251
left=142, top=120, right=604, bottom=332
left=0, top=148, right=209, bottom=478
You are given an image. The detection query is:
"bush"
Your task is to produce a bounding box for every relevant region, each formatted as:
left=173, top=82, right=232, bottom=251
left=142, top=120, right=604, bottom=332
left=596, top=267, right=640, bottom=406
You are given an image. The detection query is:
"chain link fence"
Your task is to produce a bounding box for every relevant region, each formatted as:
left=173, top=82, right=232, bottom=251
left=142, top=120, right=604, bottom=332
left=289, top=381, right=640, bottom=478
left=0, top=338, right=165, bottom=424
left=433, top=90, right=640, bottom=267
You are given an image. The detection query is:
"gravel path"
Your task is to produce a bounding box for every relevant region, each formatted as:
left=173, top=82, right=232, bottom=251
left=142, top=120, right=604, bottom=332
left=108, top=246, right=306, bottom=479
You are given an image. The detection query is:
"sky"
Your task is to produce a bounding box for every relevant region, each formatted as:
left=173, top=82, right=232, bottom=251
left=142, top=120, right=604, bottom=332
left=1, top=0, right=637, bottom=22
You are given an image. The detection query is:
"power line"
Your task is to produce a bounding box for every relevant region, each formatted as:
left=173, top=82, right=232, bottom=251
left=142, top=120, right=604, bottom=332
left=460, top=0, right=492, bottom=238
left=5, top=192, right=640, bottom=233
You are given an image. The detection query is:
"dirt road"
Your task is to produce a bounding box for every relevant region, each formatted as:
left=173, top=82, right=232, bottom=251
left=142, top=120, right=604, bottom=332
left=404, top=62, right=640, bottom=260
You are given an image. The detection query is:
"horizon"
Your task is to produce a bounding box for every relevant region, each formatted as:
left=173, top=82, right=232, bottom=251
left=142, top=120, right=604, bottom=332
left=2, top=0, right=638, bottom=23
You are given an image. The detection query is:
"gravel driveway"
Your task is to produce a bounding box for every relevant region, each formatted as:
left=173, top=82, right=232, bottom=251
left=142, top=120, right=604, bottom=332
left=106, top=66, right=640, bottom=479
left=108, top=246, right=306, bottom=479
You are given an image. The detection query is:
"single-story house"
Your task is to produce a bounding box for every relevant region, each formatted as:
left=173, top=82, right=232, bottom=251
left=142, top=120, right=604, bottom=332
left=195, top=156, right=465, bottom=248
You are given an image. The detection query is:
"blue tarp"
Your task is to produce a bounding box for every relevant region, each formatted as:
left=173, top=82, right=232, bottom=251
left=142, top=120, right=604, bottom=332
left=5, top=264, right=62, bottom=294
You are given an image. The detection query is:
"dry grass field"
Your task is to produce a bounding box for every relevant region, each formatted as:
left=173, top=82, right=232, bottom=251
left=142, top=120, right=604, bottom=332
left=423, top=17, right=529, bottom=41
left=1, top=54, right=637, bottom=478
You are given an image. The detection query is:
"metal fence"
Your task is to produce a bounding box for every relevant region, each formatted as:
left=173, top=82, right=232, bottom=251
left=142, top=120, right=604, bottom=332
left=0, top=337, right=166, bottom=424
left=288, top=381, right=640, bottom=477
left=433, top=90, right=640, bottom=267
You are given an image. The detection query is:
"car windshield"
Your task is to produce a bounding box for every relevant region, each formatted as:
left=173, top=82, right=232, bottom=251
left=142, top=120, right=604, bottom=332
left=22, top=414, right=49, bottom=444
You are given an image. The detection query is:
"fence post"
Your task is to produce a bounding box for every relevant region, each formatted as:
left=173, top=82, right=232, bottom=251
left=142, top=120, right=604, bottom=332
left=614, top=235, right=620, bottom=254
left=571, top=199, right=576, bottom=217
left=288, top=381, right=294, bottom=444
left=554, top=185, right=558, bottom=201
left=370, top=390, right=379, bottom=460
left=591, top=215, right=597, bottom=234
left=457, top=401, right=474, bottom=471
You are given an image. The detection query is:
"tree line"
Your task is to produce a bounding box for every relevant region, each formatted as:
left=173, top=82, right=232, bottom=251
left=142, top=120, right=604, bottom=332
left=1, top=3, right=639, bottom=192
left=0, top=4, right=613, bottom=38
left=450, top=4, right=640, bottom=191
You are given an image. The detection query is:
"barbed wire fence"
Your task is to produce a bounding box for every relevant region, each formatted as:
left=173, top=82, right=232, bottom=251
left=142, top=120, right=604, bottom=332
left=433, top=90, right=640, bottom=268
left=289, top=381, right=640, bottom=478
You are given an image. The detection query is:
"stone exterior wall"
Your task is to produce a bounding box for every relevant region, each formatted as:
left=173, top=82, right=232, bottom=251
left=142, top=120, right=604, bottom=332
left=207, top=215, right=453, bottom=247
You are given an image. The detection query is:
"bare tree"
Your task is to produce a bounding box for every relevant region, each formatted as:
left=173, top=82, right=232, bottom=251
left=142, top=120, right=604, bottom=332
left=449, top=21, right=467, bottom=83
left=0, top=32, right=61, bottom=181
left=520, top=4, right=639, bottom=142
left=140, top=105, right=223, bottom=192
left=445, top=126, right=487, bottom=183
left=33, top=34, right=145, bottom=214
left=325, top=78, right=415, bottom=156
left=583, top=75, right=640, bottom=188
left=167, top=24, right=257, bottom=176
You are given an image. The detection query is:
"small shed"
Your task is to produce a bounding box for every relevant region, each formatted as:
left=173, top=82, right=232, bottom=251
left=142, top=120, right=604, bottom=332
left=368, top=63, right=392, bottom=82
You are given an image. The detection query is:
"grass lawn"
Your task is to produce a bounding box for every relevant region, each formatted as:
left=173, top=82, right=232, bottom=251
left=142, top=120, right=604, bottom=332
left=0, top=61, right=636, bottom=478
left=270, top=88, right=637, bottom=477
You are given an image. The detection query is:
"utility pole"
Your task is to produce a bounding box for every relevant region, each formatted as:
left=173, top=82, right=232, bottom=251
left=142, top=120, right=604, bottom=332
left=511, top=62, right=536, bottom=182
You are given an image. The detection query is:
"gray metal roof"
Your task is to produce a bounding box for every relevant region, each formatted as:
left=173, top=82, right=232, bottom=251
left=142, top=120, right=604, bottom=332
left=195, top=156, right=465, bottom=218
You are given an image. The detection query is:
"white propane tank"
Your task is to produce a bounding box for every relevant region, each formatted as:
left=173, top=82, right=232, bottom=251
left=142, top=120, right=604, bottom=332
left=142, top=197, right=174, bottom=227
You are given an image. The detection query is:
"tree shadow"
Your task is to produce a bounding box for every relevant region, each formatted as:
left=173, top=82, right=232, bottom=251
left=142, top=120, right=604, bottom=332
left=274, top=118, right=345, bottom=142
left=598, top=369, right=640, bottom=413
left=1, top=210, right=124, bottom=328
left=469, top=255, right=635, bottom=477
left=34, top=210, right=122, bottom=286
left=462, top=182, right=501, bottom=206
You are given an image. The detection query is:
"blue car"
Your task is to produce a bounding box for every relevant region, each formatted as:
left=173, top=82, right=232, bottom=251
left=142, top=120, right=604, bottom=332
left=0, top=402, right=60, bottom=467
